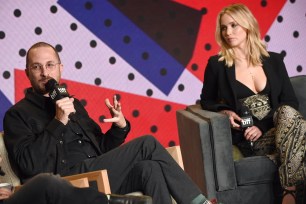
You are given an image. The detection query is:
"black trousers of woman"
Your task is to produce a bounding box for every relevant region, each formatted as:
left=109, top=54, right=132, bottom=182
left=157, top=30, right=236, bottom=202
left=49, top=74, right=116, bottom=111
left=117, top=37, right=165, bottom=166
left=3, top=174, right=108, bottom=204
left=67, top=135, right=205, bottom=204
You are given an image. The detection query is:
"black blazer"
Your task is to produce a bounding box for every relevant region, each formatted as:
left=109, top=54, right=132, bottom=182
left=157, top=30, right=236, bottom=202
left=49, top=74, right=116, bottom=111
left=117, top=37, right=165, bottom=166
left=200, top=52, right=298, bottom=133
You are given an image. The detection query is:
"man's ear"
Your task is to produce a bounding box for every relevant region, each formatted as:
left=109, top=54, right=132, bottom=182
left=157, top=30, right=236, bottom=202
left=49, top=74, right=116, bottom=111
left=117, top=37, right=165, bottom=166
left=59, top=63, right=63, bottom=73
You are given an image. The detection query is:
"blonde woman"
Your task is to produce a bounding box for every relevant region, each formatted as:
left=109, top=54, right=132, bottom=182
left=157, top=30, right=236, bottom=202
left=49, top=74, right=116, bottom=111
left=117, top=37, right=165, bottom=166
left=200, top=3, right=305, bottom=204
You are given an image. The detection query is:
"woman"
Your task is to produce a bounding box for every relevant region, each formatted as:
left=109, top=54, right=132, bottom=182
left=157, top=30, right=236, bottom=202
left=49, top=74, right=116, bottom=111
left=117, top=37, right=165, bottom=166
left=200, top=3, right=305, bottom=204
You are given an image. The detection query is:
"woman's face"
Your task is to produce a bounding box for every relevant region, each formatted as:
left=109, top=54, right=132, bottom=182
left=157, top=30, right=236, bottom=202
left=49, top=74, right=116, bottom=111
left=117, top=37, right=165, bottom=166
left=220, top=13, right=247, bottom=49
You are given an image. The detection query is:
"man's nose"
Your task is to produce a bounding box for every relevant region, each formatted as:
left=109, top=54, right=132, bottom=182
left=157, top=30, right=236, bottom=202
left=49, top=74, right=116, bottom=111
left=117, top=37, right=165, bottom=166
left=40, top=66, right=49, bottom=76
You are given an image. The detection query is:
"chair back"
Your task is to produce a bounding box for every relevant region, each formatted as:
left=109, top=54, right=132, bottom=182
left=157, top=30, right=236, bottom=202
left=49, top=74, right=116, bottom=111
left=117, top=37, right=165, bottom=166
left=0, top=131, right=21, bottom=186
left=290, top=75, right=306, bottom=118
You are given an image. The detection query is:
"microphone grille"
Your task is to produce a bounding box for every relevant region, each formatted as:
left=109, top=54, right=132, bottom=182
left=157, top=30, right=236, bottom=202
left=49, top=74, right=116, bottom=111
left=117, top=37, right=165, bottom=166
left=45, top=78, right=58, bottom=92
left=241, top=105, right=250, bottom=116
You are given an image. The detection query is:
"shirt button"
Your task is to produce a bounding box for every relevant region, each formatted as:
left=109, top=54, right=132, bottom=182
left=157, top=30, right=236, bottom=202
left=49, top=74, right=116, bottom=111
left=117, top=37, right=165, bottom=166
left=61, top=159, right=66, bottom=164
left=59, top=140, right=63, bottom=144
left=61, top=133, right=64, bottom=137
left=78, top=140, right=82, bottom=144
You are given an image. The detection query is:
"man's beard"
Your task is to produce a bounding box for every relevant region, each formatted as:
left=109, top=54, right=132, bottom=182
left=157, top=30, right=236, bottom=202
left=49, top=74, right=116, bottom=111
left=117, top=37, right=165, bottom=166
left=31, top=81, right=48, bottom=95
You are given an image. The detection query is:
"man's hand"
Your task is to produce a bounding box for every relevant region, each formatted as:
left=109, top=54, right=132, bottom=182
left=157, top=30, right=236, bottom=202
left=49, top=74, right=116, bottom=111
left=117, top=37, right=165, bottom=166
left=54, top=97, right=75, bottom=125
left=104, top=95, right=127, bottom=128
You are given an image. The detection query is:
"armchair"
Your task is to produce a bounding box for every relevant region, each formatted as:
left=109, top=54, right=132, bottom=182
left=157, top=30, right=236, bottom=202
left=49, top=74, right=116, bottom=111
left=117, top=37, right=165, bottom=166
left=176, top=75, right=306, bottom=204
left=0, top=131, right=111, bottom=193
left=0, top=131, right=184, bottom=200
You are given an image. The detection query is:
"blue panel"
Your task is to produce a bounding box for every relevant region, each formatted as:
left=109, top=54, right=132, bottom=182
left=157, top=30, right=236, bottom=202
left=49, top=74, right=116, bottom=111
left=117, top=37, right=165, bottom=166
left=0, top=90, right=13, bottom=131
left=58, top=0, right=185, bottom=95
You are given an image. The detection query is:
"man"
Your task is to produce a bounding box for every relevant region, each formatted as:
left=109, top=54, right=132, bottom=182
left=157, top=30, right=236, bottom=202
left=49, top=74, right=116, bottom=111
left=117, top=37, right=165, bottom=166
left=4, top=42, right=211, bottom=204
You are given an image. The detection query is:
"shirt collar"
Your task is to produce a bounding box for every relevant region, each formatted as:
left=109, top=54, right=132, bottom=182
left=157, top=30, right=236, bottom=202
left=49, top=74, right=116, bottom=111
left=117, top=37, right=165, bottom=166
left=25, top=88, right=52, bottom=109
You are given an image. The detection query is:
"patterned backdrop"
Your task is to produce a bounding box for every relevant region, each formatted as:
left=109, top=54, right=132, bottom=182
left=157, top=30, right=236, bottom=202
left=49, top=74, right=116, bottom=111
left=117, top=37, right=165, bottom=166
left=1, top=0, right=305, bottom=147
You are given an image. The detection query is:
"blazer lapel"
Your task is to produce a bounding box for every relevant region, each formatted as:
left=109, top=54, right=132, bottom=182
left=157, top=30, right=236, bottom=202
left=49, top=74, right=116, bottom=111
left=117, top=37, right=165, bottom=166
left=225, top=65, right=239, bottom=109
left=262, top=57, right=277, bottom=98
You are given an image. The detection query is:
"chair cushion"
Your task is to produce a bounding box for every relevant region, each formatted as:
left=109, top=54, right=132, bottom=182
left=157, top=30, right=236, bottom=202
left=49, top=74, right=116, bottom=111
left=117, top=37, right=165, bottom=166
left=232, top=145, right=244, bottom=161
left=234, top=156, right=277, bottom=186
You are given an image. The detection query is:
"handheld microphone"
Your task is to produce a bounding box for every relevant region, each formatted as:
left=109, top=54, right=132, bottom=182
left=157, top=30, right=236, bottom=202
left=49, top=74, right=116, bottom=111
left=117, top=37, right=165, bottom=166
left=240, top=105, right=254, bottom=146
left=45, top=78, right=70, bottom=101
left=240, top=105, right=253, bottom=129
left=45, top=78, right=76, bottom=121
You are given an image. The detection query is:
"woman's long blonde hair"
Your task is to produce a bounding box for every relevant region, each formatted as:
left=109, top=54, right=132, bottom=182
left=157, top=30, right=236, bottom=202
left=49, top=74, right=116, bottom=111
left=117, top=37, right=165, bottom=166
left=215, top=4, right=269, bottom=67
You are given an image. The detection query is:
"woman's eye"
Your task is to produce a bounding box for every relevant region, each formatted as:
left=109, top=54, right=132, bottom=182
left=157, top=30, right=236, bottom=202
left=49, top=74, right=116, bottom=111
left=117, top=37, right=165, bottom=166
left=231, top=23, right=238, bottom=28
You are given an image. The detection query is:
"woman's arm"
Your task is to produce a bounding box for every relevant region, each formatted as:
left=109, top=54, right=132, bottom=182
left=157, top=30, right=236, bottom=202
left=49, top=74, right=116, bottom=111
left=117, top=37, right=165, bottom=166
left=200, top=57, right=233, bottom=111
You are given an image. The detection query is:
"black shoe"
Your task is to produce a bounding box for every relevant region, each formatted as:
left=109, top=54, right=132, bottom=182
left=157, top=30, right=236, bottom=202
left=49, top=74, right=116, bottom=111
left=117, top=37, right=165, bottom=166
left=296, top=181, right=306, bottom=204
left=108, top=194, right=152, bottom=204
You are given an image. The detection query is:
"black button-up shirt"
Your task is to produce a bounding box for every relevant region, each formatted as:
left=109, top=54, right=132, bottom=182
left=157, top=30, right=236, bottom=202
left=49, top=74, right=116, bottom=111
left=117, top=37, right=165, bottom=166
left=64, top=121, right=99, bottom=168
left=4, top=88, right=130, bottom=183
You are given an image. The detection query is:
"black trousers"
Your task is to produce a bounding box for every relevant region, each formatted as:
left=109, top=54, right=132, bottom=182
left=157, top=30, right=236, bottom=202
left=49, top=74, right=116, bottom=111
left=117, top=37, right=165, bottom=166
left=68, top=135, right=203, bottom=204
left=3, top=174, right=108, bottom=204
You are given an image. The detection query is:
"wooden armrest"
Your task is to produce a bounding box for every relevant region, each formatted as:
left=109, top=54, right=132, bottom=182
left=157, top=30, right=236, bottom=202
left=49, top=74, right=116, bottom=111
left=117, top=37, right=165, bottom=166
left=63, top=170, right=111, bottom=194
left=14, top=173, right=99, bottom=192
left=69, top=177, right=89, bottom=188
left=14, top=176, right=91, bottom=193
left=166, top=146, right=184, bottom=170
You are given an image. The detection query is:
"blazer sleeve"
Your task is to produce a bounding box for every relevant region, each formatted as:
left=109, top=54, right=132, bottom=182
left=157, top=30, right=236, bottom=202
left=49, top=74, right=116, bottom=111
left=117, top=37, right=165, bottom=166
left=200, top=56, right=233, bottom=111
left=274, top=54, right=299, bottom=109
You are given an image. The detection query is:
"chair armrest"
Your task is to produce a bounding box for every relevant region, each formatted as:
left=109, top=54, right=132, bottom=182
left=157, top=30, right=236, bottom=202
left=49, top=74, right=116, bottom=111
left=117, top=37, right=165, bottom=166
left=63, top=170, right=111, bottom=194
left=176, top=104, right=237, bottom=198
left=0, top=132, right=21, bottom=187
left=14, top=171, right=110, bottom=194
left=69, top=177, right=90, bottom=188
left=186, top=105, right=237, bottom=189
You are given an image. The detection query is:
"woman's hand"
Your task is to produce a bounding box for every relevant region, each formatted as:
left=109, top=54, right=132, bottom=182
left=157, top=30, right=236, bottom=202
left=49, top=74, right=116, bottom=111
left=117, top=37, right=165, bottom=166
left=0, top=187, right=12, bottom=200
left=103, top=95, right=127, bottom=128
left=244, top=126, right=262, bottom=142
left=219, top=110, right=241, bottom=129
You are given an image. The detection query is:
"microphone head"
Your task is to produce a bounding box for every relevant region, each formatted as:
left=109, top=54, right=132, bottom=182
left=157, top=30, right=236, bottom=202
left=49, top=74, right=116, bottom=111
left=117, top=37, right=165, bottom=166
left=240, top=105, right=250, bottom=116
left=45, top=78, right=69, bottom=101
left=240, top=105, right=253, bottom=129
left=45, top=78, right=58, bottom=92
